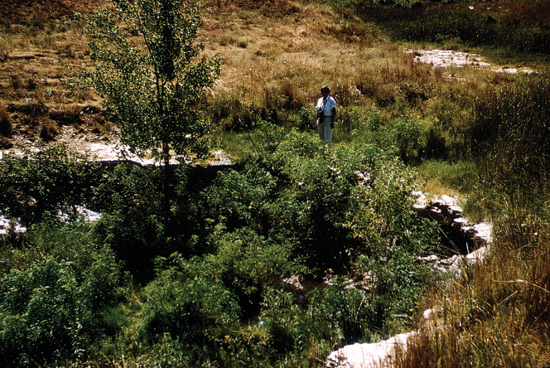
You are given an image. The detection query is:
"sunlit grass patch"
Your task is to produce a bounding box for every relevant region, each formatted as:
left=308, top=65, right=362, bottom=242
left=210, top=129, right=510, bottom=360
left=418, top=160, right=476, bottom=196
left=202, top=0, right=391, bottom=117
left=215, top=130, right=257, bottom=163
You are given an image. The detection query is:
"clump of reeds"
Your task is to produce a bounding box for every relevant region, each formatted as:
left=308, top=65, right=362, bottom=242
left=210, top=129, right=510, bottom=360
left=0, top=104, right=12, bottom=137
left=39, top=117, right=60, bottom=142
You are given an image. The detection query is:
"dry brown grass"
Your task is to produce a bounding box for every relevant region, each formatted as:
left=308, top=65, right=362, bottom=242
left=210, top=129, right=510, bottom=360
left=0, top=0, right=527, bottom=143
left=0, top=2, right=101, bottom=145
left=201, top=0, right=388, bottom=108
left=0, top=0, right=105, bottom=25
left=0, top=0, right=101, bottom=111
left=199, top=0, right=526, bottom=135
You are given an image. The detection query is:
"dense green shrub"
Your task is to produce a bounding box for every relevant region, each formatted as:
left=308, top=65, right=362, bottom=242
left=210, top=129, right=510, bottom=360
left=206, top=127, right=436, bottom=273
left=204, top=229, right=297, bottom=318
left=349, top=113, right=432, bottom=163
left=286, top=106, right=316, bottom=131
left=309, top=281, right=375, bottom=343
left=273, top=133, right=372, bottom=270
left=92, top=163, right=172, bottom=281
left=0, top=144, right=102, bottom=226
left=0, top=122, right=443, bottom=366
left=139, top=254, right=240, bottom=365
left=259, top=288, right=309, bottom=355
left=304, top=232, right=433, bottom=344
left=202, top=164, right=279, bottom=232
left=0, top=222, right=124, bottom=367
left=137, top=228, right=299, bottom=365
left=168, top=126, right=439, bottom=363
left=382, top=116, right=426, bottom=164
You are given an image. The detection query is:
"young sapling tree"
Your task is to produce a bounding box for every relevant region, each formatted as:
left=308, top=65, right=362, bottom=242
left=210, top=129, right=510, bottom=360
left=82, top=0, right=221, bottom=212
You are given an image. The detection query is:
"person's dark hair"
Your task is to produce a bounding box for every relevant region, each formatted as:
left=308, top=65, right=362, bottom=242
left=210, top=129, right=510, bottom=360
left=320, top=85, right=330, bottom=94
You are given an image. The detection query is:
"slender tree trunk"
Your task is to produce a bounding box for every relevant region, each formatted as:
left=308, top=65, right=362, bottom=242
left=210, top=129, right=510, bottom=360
left=162, top=142, right=171, bottom=223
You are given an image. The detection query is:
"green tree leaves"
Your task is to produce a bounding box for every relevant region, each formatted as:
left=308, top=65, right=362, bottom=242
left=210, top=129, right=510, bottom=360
left=83, top=0, right=221, bottom=166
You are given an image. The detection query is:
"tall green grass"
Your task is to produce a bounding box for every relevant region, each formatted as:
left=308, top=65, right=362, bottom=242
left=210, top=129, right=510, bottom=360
left=418, top=160, right=476, bottom=195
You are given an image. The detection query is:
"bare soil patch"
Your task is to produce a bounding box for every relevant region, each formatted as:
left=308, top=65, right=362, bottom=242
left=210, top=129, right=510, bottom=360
left=0, top=0, right=103, bottom=24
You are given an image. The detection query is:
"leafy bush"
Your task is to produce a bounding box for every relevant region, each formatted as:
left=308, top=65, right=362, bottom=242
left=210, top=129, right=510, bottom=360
left=0, top=124, right=442, bottom=367
left=0, top=144, right=103, bottom=226
left=305, top=227, right=433, bottom=343
left=179, top=126, right=439, bottom=364
left=202, top=163, right=279, bottom=232
left=259, top=288, right=308, bottom=355
left=206, top=127, right=436, bottom=273
left=0, top=222, right=124, bottom=367
left=309, top=281, right=375, bottom=343
left=348, top=112, right=432, bottom=163
left=383, top=116, right=426, bottom=164
left=137, top=227, right=299, bottom=365
left=139, top=254, right=240, bottom=365
left=286, top=106, right=316, bottom=131
left=92, top=163, right=172, bottom=281
left=203, top=229, right=297, bottom=319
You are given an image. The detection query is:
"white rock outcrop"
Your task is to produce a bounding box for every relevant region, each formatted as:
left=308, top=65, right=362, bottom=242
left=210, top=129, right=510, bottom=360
left=407, top=49, right=535, bottom=75
left=327, top=332, right=415, bottom=368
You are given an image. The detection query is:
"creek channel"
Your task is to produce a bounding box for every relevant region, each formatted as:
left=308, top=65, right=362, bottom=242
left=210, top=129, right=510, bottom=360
left=325, top=192, right=493, bottom=368
left=325, top=48, right=523, bottom=368
left=277, top=186, right=493, bottom=367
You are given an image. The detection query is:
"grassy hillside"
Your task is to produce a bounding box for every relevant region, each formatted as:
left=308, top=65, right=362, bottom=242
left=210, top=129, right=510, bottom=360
left=0, top=0, right=550, bottom=367
left=1, top=0, right=548, bottom=151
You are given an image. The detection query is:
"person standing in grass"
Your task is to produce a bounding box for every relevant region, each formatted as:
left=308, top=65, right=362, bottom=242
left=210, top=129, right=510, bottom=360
left=316, top=85, right=337, bottom=148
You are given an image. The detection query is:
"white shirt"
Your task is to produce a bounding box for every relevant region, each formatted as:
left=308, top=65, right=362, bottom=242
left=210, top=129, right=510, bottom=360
left=316, top=96, right=336, bottom=117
